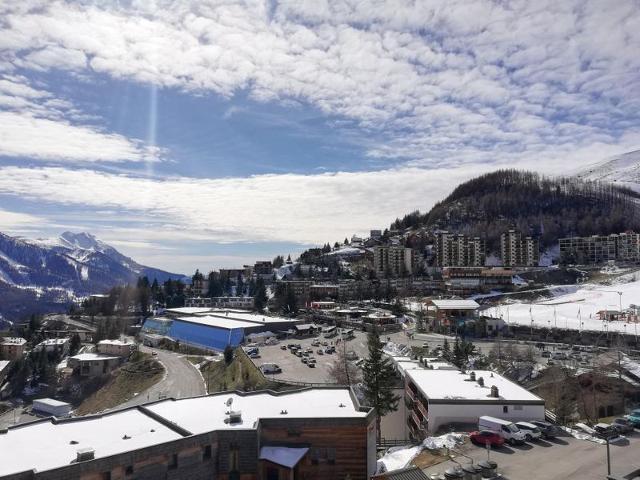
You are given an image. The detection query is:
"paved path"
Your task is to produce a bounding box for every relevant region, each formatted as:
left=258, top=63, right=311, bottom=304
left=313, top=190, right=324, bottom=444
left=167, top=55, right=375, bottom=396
left=113, top=347, right=206, bottom=410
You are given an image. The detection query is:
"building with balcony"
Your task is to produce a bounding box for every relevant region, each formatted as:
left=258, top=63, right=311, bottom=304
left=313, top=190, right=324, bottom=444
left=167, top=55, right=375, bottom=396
left=434, top=232, right=485, bottom=267
left=404, top=369, right=545, bottom=437
left=559, top=231, right=640, bottom=265
left=0, top=337, right=27, bottom=360
left=500, top=230, right=540, bottom=267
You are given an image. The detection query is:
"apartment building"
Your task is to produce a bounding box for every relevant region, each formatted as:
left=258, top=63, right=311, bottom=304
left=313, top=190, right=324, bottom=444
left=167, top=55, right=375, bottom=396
left=185, top=296, right=254, bottom=309
left=68, top=353, right=122, bottom=377
left=404, top=369, right=545, bottom=438
left=253, top=261, right=273, bottom=276
left=500, top=230, right=539, bottom=267
left=434, top=232, right=485, bottom=267
left=97, top=339, right=135, bottom=357
left=0, top=337, right=27, bottom=360
left=0, top=388, right=376, bottom=480
left=559, top=232, right=640, bottom=264
left=34, top=338, right=70, bottom=356
left=373, top=246, right=416, bottom=277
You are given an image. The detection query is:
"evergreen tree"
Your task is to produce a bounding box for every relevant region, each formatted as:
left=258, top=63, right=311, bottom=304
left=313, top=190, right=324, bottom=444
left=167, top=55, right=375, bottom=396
left=282, top=287, right=298, bottom=316
left=362, top=329, right=399, bottom=443
left=253, top=278, right=268, bottom=312
left=442, top=338, right=451, bottom=362
left=207, top=271, right=222, bottom=297
left=69, top=333, right=81, bottom=356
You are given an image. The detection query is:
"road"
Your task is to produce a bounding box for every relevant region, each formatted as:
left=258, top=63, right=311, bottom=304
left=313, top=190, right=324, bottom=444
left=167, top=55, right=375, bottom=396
left=111, top=346, right=206, bottom=410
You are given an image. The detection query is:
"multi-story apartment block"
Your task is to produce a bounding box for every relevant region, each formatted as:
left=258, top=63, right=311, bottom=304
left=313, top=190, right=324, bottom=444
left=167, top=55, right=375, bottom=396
left=0, top=388, right=376, bottom=480
left=373, top=246, right=416, bottom=277
left=434, top=232, right=485, bottom=267
left=0, top=337, right=27, bottom=360
left=253, top=261, right=273, bottom=275
left=559, top=232, right=640, bottom=264
left=500, top=229, right=540, bottom=267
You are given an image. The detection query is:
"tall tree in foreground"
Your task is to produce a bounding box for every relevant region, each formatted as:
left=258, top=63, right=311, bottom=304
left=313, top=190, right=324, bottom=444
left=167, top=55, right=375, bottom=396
left=328, top=341, right=360, bottom=386
left=253, top=278, right=267, bottom=312
left=362, top=328, right=399, bottom=443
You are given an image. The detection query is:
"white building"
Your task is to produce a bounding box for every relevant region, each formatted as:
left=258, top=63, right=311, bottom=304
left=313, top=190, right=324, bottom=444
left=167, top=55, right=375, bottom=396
left=35, top=338, right=70, bottom=356
left=97, top=339, right=135, bottom=357
left=404, top=369, right=545, bottom=437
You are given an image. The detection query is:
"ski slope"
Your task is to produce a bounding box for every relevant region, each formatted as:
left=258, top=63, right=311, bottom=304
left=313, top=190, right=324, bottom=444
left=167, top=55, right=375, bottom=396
left=486, top=275, right=640, bottom=335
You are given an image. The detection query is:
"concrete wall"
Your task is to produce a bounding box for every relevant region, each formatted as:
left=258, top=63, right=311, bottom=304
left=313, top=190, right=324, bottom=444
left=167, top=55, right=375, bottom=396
left=379, top=388, right=410, bottom=442
left=428, top=402, right=545, bottom=434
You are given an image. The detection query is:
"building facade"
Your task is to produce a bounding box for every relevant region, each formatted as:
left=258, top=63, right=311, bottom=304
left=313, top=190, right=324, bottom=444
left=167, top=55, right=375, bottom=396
left=0, top=337, right=27, bottom=360
left=434, top=232, right=485, bottom=267
left=373, top=246, right=416, bottom=277
left=500, top=230, right=539, bottom=267
left=559, top=232, right=640, bottom=264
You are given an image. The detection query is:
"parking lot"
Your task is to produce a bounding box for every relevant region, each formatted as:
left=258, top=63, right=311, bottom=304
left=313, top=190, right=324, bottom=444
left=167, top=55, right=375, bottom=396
left=423, top=432, right=640, bottom=480
left=247, top=330, right=372, bottom=384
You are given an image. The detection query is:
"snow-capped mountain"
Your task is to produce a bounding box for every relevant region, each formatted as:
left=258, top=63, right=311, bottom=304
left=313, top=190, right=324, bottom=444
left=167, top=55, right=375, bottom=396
left=573, top=149, right=640, bottom=190
left=0, top=231, right=186, bottom=319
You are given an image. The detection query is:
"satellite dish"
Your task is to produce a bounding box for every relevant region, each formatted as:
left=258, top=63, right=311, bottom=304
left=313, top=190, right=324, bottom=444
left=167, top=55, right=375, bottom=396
left=226, top=398, right=233, bottom=407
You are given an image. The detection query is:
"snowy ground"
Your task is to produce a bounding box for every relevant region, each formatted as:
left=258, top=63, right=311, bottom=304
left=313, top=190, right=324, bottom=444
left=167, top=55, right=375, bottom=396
left=376, top=433, right=465, bottom=473
left=486, top=274, right=640, bottom=335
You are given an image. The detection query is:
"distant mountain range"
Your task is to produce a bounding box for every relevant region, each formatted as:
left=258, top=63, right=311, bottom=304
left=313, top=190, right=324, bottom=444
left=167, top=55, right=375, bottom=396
left=0, top=231, right=186, bottom=321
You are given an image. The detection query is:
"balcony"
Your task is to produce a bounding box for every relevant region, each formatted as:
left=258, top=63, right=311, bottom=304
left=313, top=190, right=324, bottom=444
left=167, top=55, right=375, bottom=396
left=415, top=399, right=428, bottom=419
left=405, top=385, right=418, bottom=403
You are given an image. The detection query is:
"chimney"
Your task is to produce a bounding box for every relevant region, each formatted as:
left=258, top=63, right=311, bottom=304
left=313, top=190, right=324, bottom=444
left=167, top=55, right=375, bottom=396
left=490, top=385, right=499, bottom=398
left=469, top=371, right=476, bottom=381
left=76, top=448, right=95, bottom=462
left=477, top=376, right=484, bottom=387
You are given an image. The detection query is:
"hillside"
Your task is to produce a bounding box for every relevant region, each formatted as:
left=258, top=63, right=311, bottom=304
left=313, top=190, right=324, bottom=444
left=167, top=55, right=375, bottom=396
left=0, top=231, right=187, bottom=320
left=392, top=170, right=640, bottom=251
left=573, top=149, right=640, bottom=190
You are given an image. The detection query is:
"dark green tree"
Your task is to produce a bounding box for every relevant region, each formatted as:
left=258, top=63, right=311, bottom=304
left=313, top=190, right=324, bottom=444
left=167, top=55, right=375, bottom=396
left=362, top=329, right=400, bottom=443
left=69, top=333, right=81, bottom=355
left=253, top=278, right=268, bottom=312
left=223, top=346, right=234, bottom=364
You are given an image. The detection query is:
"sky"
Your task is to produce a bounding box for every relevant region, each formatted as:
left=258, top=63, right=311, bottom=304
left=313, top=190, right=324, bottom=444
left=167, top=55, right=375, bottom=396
left=0, top=0, right=639, bottom=274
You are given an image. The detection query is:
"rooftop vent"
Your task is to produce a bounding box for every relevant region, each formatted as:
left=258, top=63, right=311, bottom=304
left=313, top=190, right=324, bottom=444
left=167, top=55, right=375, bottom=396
left=280, top=410, right=288, bottom=415
left=69, top=440, right=79, bottom=445
left=76, top=448, right=95, bottom=462
left=339, top=403, right=346, bottom=408
left=225, top=410, right=242, bottom=424
left=477, top=377, right=484, bottom=387
left=469, top=372, right=476, bottom=381
left=489, top=385, right=499, bottom=398
left=122, top=434, right=131, bottom=440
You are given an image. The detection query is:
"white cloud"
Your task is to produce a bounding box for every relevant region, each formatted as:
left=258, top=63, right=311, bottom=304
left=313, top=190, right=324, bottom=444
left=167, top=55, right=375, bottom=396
left=0, top=208, right=42, bottom=232
left=0, top=0, right=637, bottom=165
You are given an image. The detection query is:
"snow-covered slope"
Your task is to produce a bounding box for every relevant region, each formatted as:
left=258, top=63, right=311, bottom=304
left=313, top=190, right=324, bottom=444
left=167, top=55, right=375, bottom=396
left=573, top=149, right=640, bottom=191
left=0, top=231, right=186, bottom=319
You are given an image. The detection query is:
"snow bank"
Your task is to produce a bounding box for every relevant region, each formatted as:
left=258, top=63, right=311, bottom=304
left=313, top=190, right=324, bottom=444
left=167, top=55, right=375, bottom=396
left=376, top=433, right=466, bottom=473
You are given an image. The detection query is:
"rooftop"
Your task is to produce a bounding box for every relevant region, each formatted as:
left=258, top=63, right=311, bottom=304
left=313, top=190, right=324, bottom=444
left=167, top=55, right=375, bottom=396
left=37, top=338, right=69, bottom=346
left=0, top=360, right=10, bottom=372
left=70, top=353, right=120, bottom=362
left=406, top=369, right=543, bottom=403
left=175, top=315, right=259, bottom=330
left=165, top=307, right=213, bottom=315
left=0, top=388, right=367, bottom=477
left=0, top=337, right=27, bottom=345
left=431, top=299, right=480, bottom=310
left=145, top=389, right=367, bottom=435
left=97, top=339, right=132, bottom=346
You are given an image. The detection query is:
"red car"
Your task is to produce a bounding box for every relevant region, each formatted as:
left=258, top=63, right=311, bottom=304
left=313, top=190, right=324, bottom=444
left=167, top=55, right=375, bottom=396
left=469, top=430, right=505, bottom=448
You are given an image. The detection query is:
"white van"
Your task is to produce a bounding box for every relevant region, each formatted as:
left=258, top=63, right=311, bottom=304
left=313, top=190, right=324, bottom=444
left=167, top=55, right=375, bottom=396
left=478, top=416, right=527, bottom=445
left=260, top=363, right=282, bottom=374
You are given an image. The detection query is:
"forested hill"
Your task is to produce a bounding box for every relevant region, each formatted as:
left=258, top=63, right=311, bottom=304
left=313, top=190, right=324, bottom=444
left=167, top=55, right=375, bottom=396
left=392, top=170, right=640, bottom=251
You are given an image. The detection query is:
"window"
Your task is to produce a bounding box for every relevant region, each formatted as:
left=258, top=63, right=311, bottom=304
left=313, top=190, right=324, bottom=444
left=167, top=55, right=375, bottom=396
left=203, top=445, right=212, bottom=460
left=168, top=453, right=178, bottom=470
left=229, top=448, right=240, bottom=471
left=125, top=465, right=134, bottom=475
left=503, top=405, right=508, bottom=413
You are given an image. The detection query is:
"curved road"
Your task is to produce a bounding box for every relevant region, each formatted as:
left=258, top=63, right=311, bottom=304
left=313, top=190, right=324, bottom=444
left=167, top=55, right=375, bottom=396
left=114, top=346, right=206, bottom=410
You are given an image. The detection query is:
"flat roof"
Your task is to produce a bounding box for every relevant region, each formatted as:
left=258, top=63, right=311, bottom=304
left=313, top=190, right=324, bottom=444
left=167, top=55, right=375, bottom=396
left=175, top=316, right=258, bottom=330
left=431, top=299, right=480, bottom=310
left=165, top=307, right=213, bottom=315
left=70, top=353, right=119, bottom=362
left=37, top=338, right=69, bottom=346
left=205, top=311, right=300, bottom=325
left=146, top=389, right=367, bottom=435
left=33, top=398, right=71, bottom=407
left=97, top=339, right=132, bottom=346
left=406, top=369, right=542, bottom=403
left=0, top=409, right=183, bottom=477
left=1, top=337, right=27, bottom=345
left=0, top=360, right=10, bottom=372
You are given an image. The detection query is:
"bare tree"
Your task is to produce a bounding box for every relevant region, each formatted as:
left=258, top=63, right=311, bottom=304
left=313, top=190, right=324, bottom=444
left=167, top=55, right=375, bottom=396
left=328, top=341, right=361, bottom=385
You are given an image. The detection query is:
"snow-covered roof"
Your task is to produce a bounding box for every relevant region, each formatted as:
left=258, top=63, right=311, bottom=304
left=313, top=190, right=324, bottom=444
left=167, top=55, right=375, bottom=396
left=33, top=398, right=71, bottom=407
left=70, top=353, right=119, bottom=362
left=175, top=316, right=258, bottom=330
left=145, top=389, right=367, bottom=435
left=206, top=311, right=301, bottom=325
left=0, top=360, right=10, bottom=372
left=0, top=409, right=183, bottom=477
left=165, top=307, right=213, bottom=315
left=37, top=338, right=69, bottom=346
left=97, top=339, right=132, bottom=346
left=0, top=337, right=26, bottom=345
left=406, top=369, right=542, bottom=403
left=431, top=299, right=480, bottom=310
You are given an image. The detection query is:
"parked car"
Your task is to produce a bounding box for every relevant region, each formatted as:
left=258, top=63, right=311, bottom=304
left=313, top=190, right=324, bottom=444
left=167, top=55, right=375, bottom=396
left=626, top=409, right=640, bottom=427
left=280, top=345, right=287, bottom=350
left=593, top=423, right=618, bottom=440
left=311, top=340, right=320, bottom=347
left=612, top=418, right=635, bottom=434
left=301, top=357, right=308, bottom=364
left=317, top=349, right=324, bottom=355
left=308, top=358, right=316, bottom=368
left=541, top=351, right=551, bottom=358
left=478, top=416, right=526, bottom=445
left=530, top=420, right=559, bottom=438
left=469, top=430, right=505, bottom=448
left=260, top=363, right=282, bottom=374
left=515, top=422, right=543, bottom=441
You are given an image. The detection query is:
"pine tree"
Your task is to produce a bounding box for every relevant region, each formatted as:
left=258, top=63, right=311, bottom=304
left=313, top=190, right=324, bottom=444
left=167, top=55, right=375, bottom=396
left=362, top=329, right=399, bottom=443
left=253, top=278, right=268, bottom=312
left=442, top=338, right=451, bottom=362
